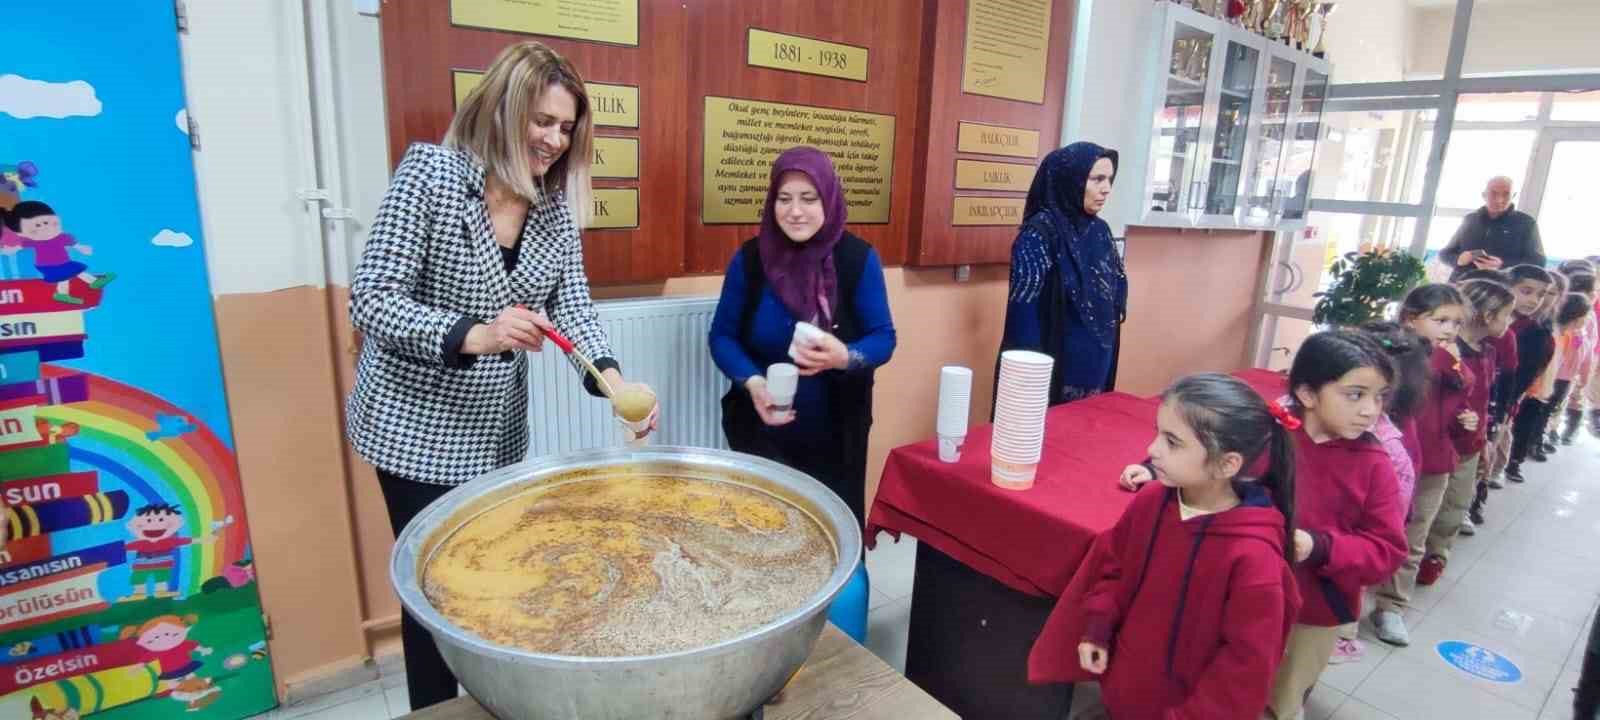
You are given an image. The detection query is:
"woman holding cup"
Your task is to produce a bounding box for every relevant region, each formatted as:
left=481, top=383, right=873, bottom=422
left=708, top=146, right=897, bottom=528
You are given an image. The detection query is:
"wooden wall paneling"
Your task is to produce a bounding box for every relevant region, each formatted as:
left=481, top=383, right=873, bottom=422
left=911, top=0, right=1075, bottom=267
left=684, top=0, right=928, bottom=274
left=379, top=0, right=686, bottom=284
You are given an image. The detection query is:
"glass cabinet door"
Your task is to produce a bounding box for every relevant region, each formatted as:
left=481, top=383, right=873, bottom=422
left=1146, top=20, right=1217, bottom=215
left=1244, top=55, right=1296, bottom=223
left=1204, top=40, right=1262, bottom=217
left=1280, top=67, right=1329, bottom=221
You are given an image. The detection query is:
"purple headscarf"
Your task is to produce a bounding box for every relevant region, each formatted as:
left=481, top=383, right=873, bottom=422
left=757, top=146, right=848, bottom=326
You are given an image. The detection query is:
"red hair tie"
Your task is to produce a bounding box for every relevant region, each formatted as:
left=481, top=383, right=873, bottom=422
left=1267, top=400, right=1303, bottom=431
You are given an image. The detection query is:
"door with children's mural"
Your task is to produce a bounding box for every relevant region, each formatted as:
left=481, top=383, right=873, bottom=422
left=0, top=4, right=275, bottom=719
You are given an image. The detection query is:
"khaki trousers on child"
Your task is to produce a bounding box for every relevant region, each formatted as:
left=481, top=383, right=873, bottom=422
left=1376, top=471, right=1450, bottom=612
left=1426, top=453, right=1481, bottom=563
left=1268, top=624, right=1342, bottom=719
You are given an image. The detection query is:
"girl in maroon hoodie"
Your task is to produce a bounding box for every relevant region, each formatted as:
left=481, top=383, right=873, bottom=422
left=1268, top=329, right=1407, bottom=719
left=1372, top=284, right=1474, bottom=647
left=1027, top=373, right=1300, bottom=719
left=1417, top=279, right=1515, bottom=584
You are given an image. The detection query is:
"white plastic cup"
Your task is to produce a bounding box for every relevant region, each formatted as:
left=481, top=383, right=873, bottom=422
left=938, top=434, right=964, bottom=463
left=766, top=363, right=799, bottom=419
left=789, top=322, right=828, bottom=361
left=938, top=366, right=973, bottom=436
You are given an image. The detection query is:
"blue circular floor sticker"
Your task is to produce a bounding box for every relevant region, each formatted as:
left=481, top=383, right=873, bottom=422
left=1436, top=641, right=1523, bottom=683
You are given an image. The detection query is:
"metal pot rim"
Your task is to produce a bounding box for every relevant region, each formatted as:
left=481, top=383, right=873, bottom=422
left=389, top=445, right=863, bottom=669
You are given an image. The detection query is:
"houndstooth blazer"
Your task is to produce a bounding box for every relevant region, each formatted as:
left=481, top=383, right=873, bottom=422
left=345, top=143, right=614, bottom=485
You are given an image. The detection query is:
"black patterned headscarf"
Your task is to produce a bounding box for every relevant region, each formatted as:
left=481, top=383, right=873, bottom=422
left=1016, top=142, right=1127, bottom=349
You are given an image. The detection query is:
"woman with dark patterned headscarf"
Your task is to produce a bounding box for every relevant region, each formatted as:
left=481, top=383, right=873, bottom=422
left=998, top=142, right=1127, bottom=406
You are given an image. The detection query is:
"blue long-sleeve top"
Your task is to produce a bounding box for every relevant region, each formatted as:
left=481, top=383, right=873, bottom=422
left=709, top=247, right=896, bottom=434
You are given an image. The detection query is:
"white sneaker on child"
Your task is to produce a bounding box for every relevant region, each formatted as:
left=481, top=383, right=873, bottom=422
left=1372, top=610, right=1410, bottom=647
left=1459, top=518, right=1476, bottom=536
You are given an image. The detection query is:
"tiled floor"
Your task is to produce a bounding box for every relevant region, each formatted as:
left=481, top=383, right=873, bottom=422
left=262, top=433, right=1597, bottom=719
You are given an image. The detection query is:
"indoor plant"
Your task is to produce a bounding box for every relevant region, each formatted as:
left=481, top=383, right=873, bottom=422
left=1311, top=245, right=1427, bottom=327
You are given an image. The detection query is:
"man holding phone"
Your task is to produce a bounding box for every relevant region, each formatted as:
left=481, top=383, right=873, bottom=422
left=1439, top=175, right=1546, bottom=280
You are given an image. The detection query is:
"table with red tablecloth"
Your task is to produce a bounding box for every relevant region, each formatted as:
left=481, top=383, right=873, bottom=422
left=865, top=369, right=1289, bottom=718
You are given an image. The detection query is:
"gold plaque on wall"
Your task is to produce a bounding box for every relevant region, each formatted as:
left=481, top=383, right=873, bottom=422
left=746, top=29, right=869, bottom=82
left=589, top=188, right=638, bottom=229
left=956, top=121, right=1040, bottom=159
left=960, top=0, right=1052, bottom=103
left=453, top=71, right=639, bottom=128
left=592, top=137, right=639, bottom=179
left=954, top=159, right=1035, bottom=192
left=450, top=0, right=639, bottom=47
left=951, top=196, right=1026, bottom=226
left=702, top=96, right=896, bottom=225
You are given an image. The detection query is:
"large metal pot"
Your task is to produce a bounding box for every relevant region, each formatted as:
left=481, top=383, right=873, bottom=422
left=390, top=446, right=863, bottom=720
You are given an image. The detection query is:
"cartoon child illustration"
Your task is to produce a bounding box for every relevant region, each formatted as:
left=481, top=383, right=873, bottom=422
left=119, top=614, right=212, bottom=690
left=123, top=504, right=216, bottom=601
left=0, top=200, right=115, bottom=305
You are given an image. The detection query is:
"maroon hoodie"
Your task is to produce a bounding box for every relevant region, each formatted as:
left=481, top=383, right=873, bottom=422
left=1452, top=338, right=1497, bottom=456
left=1292, top=428, right=1407, bottom=627
left=1415, top=344, right=1474, bottom=475
left=1029, top=483, right=1300, bottom=719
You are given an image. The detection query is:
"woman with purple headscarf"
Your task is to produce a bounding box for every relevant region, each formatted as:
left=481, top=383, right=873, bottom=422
left=708, top=146, right=897, bottom=528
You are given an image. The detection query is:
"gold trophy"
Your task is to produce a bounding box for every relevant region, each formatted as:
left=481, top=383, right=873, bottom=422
left=1259, top=0, right=1282, bottom=38
left=1313, top=3, right=1338, bottom=58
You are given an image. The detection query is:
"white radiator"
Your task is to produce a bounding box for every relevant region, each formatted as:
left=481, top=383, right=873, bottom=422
left=524, top=295, right=731, bottom=456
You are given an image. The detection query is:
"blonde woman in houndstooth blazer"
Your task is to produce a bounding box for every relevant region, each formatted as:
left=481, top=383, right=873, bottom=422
left=345, top=41, right=658, bottom=711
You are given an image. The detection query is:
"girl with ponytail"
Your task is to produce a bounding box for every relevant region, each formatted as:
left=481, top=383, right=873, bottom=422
left=1028, top=373, right=1300, bottom=719
left=1269, top=329, right=1407, bottom=720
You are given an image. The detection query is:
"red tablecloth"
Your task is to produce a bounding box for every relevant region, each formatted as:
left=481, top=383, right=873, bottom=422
left=1233, top=367, right=1291, bottom=404
left=865, top=370, right=1292, bottom=598
left=867, top=391, right=1159, bottom=597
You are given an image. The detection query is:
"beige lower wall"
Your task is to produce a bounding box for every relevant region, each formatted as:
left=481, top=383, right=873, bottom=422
left=213, top=225, right=1268, bottom=691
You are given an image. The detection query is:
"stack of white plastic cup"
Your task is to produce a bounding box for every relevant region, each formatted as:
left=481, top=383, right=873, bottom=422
left=937, top=366, right=973, bottom=462
left=991, top=351, right=1053, bottom=490
left=765, top=363, right=799, bottom=422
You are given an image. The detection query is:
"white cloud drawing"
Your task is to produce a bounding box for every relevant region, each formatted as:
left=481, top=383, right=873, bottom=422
left=0, top=74, right=102, bottom=119
left=152, top=229, right=194, bottom=248
left=176, top=109, right=189, bottom=134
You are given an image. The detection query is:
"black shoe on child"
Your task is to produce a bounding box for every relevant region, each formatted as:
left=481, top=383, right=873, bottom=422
left=1532, top=446, right=1550, bottom=462
left=1469, top=505, right=1486, bottom=526
left=1506, top=463, right=1526, bottom=483
left=1563, top=410, right=1583, bottom=445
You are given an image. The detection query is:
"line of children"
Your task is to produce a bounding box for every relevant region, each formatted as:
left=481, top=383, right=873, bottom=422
left=1050, top=331, right=1406, bottom=718
left=1033, top=263, right=1596, bottom=716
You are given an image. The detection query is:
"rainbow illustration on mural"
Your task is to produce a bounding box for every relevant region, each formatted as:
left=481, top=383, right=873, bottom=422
left=36, top=374, right=249, bottom=594
left=32, top=372, right=249, bottom=594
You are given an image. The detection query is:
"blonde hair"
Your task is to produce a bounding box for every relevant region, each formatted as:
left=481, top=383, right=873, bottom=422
left=444, top=41, right=594, bottom=226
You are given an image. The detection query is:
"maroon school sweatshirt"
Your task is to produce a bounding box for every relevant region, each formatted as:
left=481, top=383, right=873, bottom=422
left=1292, top=428, right=1407, bottom=627
left=1416, top=344, right=1475, bottom=475
left=1028, top=483, right=1300, bottom=719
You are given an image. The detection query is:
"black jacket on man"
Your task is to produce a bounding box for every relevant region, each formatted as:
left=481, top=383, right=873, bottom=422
left=1439, top=204, right=1545, bottom=279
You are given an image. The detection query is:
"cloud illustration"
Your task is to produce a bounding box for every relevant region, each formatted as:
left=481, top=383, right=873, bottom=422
left=152, top=229, right=194, bottom=248
left=176, top=109, right=189, bottom=134
left=0, top=74, right=102, bottom=119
